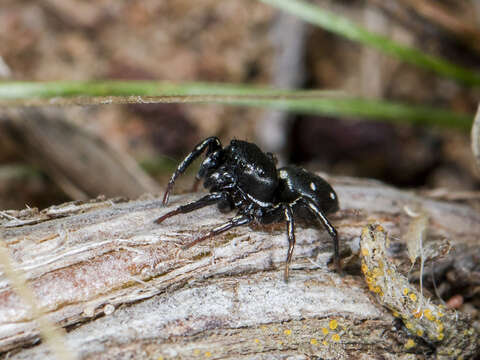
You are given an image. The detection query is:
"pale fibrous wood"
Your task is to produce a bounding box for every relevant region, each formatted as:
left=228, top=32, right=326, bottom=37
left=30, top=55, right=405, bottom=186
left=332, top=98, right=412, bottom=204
left=0, top=176, right=479, bottom=359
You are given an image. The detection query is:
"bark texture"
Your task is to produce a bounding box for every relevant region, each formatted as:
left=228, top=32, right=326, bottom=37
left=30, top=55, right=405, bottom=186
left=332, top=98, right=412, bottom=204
left=0, top=176, right=479, bottom=359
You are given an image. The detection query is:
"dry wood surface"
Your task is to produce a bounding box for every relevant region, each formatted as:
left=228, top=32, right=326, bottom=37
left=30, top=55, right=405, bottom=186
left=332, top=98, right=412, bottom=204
left=0, top=175, right=479, bottom=359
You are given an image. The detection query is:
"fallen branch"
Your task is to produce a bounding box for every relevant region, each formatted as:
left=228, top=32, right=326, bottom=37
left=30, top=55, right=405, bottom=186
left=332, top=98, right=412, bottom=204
left=0, top=175, right=479, bottom=359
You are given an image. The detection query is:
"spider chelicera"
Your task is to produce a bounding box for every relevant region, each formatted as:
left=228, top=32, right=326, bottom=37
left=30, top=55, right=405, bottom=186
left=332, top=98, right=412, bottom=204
left=155, top=137, right=340, bottom=280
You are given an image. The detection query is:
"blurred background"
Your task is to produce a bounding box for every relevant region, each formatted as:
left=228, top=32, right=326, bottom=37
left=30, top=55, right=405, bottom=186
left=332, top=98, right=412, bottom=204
left=0, top=0, right=480, bottom=210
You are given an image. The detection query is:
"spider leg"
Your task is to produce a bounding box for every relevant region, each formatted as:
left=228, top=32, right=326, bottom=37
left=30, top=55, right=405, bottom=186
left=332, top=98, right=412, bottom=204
left=163, top=136, right=222, bottom=205
left=283, top=205, right=295, bottom=282
left=183, top=214, right=252, bottom=249
left=301, top=198, right=340, bottom=271
left=260, top=203, right=296, bottom=281
left=155, top=192, right=226, bottom=224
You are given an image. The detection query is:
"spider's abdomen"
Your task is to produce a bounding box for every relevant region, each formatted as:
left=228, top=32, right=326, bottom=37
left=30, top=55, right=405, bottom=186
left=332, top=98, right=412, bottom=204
left=276, top=166, right=339, bottom=214
left=225, top=140, right=278, bottom=203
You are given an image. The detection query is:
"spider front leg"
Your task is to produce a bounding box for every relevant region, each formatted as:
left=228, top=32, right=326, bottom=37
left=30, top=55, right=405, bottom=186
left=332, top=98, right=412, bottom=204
left=155, top=192, right=227, bottom=224
left=163, top=136, right=222, bottom=205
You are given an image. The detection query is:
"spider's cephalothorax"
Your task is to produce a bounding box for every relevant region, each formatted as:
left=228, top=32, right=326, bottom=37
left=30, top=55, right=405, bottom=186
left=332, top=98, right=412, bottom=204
left=155, top=137, right=340, bottom=280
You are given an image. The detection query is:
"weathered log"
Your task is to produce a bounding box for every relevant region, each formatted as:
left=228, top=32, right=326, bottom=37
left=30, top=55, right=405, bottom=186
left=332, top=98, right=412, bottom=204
left=0, top=175, right=479, bottom=359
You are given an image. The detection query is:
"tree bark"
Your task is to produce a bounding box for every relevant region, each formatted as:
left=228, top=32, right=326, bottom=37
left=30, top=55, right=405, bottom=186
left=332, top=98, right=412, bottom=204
left=0, top=175, right=479, bottom=359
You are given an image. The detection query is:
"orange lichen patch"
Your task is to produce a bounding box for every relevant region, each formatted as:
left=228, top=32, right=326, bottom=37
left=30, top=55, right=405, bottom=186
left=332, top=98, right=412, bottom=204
left=413, top=311, right=422, bottom=319
left=329, top=319, right=338, bottom=330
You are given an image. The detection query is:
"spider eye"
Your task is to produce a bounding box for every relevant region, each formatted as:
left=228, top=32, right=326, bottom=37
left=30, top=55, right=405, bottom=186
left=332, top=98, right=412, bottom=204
left=309, top=182, right=317, bottom=191
left=330, top=192, right=336, bottom=200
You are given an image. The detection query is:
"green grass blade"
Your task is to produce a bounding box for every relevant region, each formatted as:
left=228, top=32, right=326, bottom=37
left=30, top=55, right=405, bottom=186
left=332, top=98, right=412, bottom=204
left=259, top=0, right=480, bottom=86
left=0, top=81, right=472, bottom=130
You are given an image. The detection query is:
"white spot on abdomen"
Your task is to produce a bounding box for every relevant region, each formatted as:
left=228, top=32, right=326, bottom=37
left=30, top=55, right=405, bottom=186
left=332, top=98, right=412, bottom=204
left=310, top=182, right=317, bottom=191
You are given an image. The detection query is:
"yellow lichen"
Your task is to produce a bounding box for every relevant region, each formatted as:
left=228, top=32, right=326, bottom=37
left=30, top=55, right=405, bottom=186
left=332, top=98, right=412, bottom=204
left=424, top=309, right=435, bottom=321
left=403, top=288, right=409, bottom=296
left=404, top=339, right=416, bottom=349
left=378, top=260, right=384, bottom=270
left=416, top=329, right=424, bottom=337
left=329, top=319, right=338, bottom=330
left=372, top=267, right=382, bottom=278
left=331, top=334, right=340, bottom=342
left=437, top=322, right=444, bottom=332
left=310, top=338, right=318, bottom=345
left=254, top=338, right=260, bottom=344
left=321, top=327, right=329, bottom=335
left=361, top=227, right=370, bottom=239
left=409, top=293, right=417, bottom=302
left=284, top=329, right=292, bottom=336
left=361, top=262, right=368, bottom=274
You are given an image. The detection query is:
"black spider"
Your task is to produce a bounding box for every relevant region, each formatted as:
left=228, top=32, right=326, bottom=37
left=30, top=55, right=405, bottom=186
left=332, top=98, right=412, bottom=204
left=155, top=137, right=340, bottom=280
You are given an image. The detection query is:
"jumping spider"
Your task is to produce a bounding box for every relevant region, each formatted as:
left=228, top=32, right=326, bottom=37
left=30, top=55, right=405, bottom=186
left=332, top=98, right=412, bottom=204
left=155, top=137, right=340, bottom=280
